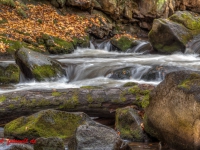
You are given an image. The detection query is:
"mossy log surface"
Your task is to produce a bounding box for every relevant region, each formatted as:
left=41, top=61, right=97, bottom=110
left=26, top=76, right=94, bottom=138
left=0, top=85, right=154, bottom=126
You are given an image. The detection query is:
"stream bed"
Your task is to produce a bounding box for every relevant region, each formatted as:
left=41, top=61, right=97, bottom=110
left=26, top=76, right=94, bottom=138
left=0, top=46, right=200, bottom=149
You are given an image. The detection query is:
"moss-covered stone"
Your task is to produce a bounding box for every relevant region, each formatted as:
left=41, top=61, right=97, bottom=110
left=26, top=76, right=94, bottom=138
left=170, top=11, right=200, bottom=30
left=39, top=34, right=74, bottom=54
left=0, top=95, right=6, bottom=102
left=178, top=73, right=200, bottom=89
left=0, top=63, right=20, bottom=84
left=110, top=35, right=133, bottom=51
left=72, top=35, right=90, bottom=48
left=80, top=86, right=102, bottom=89
left=123, top=82, right=138, bottom=87
left=127, top=85, right=150, bottom=108
left=115, top=107, right=144, bottom=141
left=15, top=47, right=66, bottom=81
left=32, top=65, right=57, bottom=81
left=4, top=109, right=94, bottom=140
left=52, top=91, right=61, bottom=96
left=59, top=91, right=79, bottom=109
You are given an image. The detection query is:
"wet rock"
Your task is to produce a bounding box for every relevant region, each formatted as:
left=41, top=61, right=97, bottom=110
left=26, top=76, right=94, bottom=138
left=141, top=66, right=185, bottom=81
left=149, top=11, right=200, bottom=54
left=34, top=137, right=65, bottom=150
left=185, top=34, right=200, bottom=54
left=68, top=124, right=128, bottom=150
left=106, top=67, right=132, bottom=79
left=115, top=107, right=148, bottom=141
left=15, top=47, right=66, bottom=81
left=0, top=63, right=19, bottom=84
left=144, top=70, right=200, bottom=150
left=4, top=109, right=95, bottom=140
left=5, top=144, right=33, bottom=150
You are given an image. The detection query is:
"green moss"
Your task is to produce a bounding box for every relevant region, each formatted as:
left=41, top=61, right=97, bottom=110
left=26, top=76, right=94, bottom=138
left=72, top=35, right=90, bottom=48
left=170, top=12, right=200, bottom=30
left=45, top=36, right=74, bottom=54
left=178, top=73, right=200, bottom=89
left=11, top=96, right=20, bottom=101
left=52, top=91, right=61, bottom=97
left=127, top=86, right=150, bottom=108
left=60, top=91, right=79, bottom=109
left=0, top=0, right=16, bottom=7
left=8, top=104, right=15, bottom=109
left=141, top=94, right=150, bottom=108
left=4, top=110, right=86, bottom=139
left=123, top=82, right=137, bottom=87
left=111, top=36, right=133, bottom=51
left=0, top=95, right=6, bottom=102
left=87, top=94, right=93, bottom=104
left=32, top=65, right=56, bottom=81
left=80, top=86, right=102, bottom=89
left=17, top=8, right=27, bottom=18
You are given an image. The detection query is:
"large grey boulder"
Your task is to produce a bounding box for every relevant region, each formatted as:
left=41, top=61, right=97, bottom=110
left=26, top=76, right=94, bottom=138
left=144, top=70, right=200, bottom=150
left=68, top=124, right=129, bottom=150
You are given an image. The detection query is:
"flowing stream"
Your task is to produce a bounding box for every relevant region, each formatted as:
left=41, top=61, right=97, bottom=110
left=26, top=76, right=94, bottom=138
left=0, top=42, right=200, bottom=149
left=1, top=45, right=200, bottom=94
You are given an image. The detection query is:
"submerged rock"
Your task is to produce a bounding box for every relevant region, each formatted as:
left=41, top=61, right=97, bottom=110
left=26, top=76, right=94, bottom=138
left=68, top=124, right=128, bottom=150
left=4, top=109, right=95, bottom=139
left=0, top=63, right=19, bottom=84
left=141, top=66, right=186, bottom=81
left=34, top=137, right=65, bottom=150
left=115, top=107, right=148, bottom=141
left=144, top=70, right=200, bottom=150
left=15, top=47, right=66, bottom=81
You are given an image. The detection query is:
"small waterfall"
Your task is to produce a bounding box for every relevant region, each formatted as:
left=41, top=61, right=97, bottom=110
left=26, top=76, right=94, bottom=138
left=131, top=66, right=151, bottom=80
left=185, top=34, right=200, bottom=54
left=90, top=39, right=111, bottom=51
left=127, top=41, right=152, bottom=53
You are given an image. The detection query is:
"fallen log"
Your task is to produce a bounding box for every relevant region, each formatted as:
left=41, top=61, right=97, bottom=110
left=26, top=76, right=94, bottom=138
left=0, top=85, right=154, bottom=126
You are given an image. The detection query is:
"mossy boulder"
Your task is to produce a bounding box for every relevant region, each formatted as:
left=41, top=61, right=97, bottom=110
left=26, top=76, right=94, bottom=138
left=38, top=34, right=74, bottom=54
left=110, top=36, right=135, bottom=52
left=0, top=63, right=19, bottom=84
left=15, top=47, right=66, bottom=81
left=4, top=109, right=95, bottom=140
left=149, top=18, right=192, bottom=54
left=149, top=11, right=200, bottom=54
left=144, top=70, right=200, bottom=150
left=169, top=11, right=200, bottom=30
left=115, top=107, right=147, bottom=141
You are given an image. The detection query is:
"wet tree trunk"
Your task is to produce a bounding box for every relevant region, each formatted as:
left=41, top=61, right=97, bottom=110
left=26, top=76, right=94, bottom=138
left=0, top=86, right=154, bottom=126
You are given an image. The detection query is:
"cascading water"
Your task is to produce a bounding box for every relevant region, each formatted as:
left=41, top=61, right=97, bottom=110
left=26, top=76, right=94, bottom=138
left=1, top=40, right=200, bottom=94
